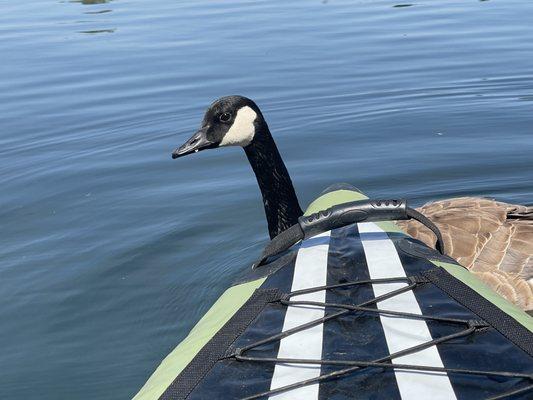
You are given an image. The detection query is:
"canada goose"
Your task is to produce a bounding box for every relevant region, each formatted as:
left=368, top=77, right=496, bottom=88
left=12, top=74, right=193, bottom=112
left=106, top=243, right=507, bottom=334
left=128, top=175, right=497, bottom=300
left=172, top=95, right=533, bottom=312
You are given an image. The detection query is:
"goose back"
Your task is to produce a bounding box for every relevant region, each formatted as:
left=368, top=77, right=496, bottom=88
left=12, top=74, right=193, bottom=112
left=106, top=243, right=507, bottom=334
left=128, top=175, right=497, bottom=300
left=397, top=197, right=533, bottom=312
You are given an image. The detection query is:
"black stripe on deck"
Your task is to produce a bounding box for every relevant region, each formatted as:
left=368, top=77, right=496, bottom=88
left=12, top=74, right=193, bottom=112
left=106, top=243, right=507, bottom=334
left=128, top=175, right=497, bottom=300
left=161, top=288, right=282, bottom=400
left=391, top=235, right=533, bottom=400
left=186, top=253, right=297, bottom=399
left=318, top=224, right=401, bottom=400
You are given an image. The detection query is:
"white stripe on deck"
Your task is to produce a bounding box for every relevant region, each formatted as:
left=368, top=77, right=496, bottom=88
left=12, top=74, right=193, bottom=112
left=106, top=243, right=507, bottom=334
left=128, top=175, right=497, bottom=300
left=269, top=231, right=330, bottom=400
left=358, top=222, right=456, bottom=400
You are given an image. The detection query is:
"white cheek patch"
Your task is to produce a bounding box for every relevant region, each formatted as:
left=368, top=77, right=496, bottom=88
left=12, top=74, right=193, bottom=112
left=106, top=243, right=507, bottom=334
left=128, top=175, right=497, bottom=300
left=219, top=106, right=257, bottom=147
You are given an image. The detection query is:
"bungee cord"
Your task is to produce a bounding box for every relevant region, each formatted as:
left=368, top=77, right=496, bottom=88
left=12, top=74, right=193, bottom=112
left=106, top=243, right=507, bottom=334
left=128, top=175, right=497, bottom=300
left=225, top=276, right=532, bottom=400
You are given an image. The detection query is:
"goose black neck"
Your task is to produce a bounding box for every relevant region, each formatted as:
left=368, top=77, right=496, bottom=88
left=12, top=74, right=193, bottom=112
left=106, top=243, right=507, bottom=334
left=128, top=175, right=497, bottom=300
left=244, top=126, right=303, bottom=239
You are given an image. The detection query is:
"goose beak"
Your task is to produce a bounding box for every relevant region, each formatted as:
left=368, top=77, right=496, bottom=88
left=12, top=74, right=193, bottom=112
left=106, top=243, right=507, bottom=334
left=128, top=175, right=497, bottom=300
left=172, top=127, right=216, bottom=159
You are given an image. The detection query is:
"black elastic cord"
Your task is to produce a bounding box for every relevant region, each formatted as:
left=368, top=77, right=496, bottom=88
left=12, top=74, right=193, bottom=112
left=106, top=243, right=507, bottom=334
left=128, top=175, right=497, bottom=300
left=280, top=299, right=474, bottom=326
left=232, top=278, right=419, bottom=357
left=226, top=276, right=531, bottom=400
left=288, top=276, right=411, bottom=297
left=487, top=384, right=533, bottom=400
left=238, top=324, right=480, bottom=400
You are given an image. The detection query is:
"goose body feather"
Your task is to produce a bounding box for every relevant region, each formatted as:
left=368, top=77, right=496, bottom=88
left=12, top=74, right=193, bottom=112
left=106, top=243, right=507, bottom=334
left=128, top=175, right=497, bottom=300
left=397, top=197, right=533, bottom=312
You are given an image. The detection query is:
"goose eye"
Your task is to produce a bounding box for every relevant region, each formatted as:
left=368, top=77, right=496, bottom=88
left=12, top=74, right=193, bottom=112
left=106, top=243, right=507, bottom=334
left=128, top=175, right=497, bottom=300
left=219, top=112, right=231, bottom=122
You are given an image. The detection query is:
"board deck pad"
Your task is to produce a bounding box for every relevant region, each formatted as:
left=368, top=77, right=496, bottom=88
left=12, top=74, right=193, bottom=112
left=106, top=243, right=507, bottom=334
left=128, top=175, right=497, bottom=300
left=134, top=188, right=533, bottom=400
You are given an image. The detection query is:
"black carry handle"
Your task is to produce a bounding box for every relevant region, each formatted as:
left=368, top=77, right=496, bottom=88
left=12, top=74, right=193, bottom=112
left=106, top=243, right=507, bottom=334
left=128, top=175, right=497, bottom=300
left=253, top=199, right=445, bottom=268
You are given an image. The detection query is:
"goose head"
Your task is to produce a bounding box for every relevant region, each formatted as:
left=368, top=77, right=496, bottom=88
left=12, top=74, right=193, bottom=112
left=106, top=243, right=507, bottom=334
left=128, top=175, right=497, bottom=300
left=172, top=95, right=264, bottom=159
left=171, top=95, right=302, bottom=239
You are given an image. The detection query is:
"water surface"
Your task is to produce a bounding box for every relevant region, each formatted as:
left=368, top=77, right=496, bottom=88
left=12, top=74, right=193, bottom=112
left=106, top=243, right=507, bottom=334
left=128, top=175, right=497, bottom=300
left=1, top=0, right=532, bottom=398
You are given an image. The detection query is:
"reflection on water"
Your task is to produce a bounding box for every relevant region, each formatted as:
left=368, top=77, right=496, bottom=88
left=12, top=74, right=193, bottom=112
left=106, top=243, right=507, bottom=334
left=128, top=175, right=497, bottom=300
left=1, top=1, right=533, bottom=400
left=70, top=0, right=113, bottom=4
left=84, top=9, right=112, bottom=14
left=65, top=0, right=115, bottom=34
left=79, top=28, right=115, bottom=34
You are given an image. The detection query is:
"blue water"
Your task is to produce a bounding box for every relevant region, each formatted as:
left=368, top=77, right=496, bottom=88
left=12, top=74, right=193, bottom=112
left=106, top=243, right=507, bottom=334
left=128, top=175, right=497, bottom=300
left=1, top=0, right=532, bottom=398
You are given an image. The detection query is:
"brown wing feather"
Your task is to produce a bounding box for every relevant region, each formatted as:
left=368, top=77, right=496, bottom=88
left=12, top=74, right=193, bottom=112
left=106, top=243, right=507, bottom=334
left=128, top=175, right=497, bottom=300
left=397, top=197, right=533, bottom=312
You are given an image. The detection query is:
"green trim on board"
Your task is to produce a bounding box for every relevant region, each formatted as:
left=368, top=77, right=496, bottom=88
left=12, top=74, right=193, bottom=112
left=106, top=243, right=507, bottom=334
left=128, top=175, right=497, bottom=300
left=304, top=189, right=368, bottom=215
left=133, top=277, right=266, bottom=400
left=432, top=260, right=533, bottom=332
left=376, top=220, right=406, bottom=234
